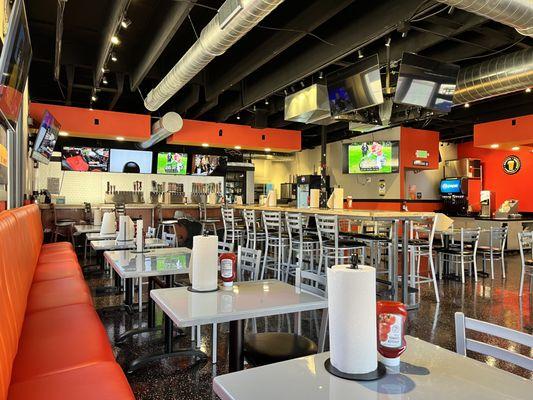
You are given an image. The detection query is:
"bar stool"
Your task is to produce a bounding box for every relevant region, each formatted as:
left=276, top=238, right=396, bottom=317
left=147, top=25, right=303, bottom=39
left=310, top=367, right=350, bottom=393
left=222, top=208, right=245, bottom=246
left=478, top=226, right=508, bottom=279
left=518, top=231, right=533, bottom=296
left=198, top=202, right=219, bottom=235
left=261, top=211, right=290, bottom=280
left=243, top=209, right=266, bottom=250
left=436, top=228, right=480, bottom=283
left=285, top=212, right=319, bottom=279
left=114, top=203, right=126, bottom=219
left=155, top=204, right=178, bottom=241
left=315, top=214, right=366, bottom=274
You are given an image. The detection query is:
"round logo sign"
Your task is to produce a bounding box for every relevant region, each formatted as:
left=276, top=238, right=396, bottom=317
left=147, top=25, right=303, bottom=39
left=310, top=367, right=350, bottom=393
left=503, top=155, right=521, bottom=175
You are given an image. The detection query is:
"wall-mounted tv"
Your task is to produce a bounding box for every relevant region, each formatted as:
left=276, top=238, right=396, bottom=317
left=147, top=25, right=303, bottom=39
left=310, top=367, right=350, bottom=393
left=109, top=149, right=153, bottom=173
left=61, top=147, right=110, bottom=172
left=344, top=141, right=399, bottom=174
left=326, top=54, right=384, bottom=116
left=0, top=0, right=32, bottom=124
left=31, top=110, right=60, bottom=164
left=192, top=154, right=221, bottom=176
left=394, top=52, right=459, bottom=113
left=157, top=152, right=188, bottom=175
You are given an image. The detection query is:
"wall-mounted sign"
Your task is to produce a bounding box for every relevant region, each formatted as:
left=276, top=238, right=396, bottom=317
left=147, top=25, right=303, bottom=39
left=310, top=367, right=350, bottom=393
left=413, top=160, right=429, bottom=167
left=503, top=155, right=521, bottom=175
left=415, top=150, right=429, bottom=158
left=378, top=179, right=386, bottom=196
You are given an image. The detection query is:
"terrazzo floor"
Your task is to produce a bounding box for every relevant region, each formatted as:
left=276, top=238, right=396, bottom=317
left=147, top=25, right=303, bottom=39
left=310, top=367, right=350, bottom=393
left=83, top=251, right=532, bottom=399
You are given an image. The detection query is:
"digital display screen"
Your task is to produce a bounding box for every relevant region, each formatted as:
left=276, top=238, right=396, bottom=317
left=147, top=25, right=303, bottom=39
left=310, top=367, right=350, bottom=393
left=192, top=154, right=221, bottom=176
left=347, top=141, right=397, bottom=174
left=440, top=179, right=462, bottom=194
left=31, top=110, right=60, bottom=164
left=109, top=149, right=153, bottom=174
left=157, top=152, right=188, bottom=175
left=61, top=147, right=110, bottom=172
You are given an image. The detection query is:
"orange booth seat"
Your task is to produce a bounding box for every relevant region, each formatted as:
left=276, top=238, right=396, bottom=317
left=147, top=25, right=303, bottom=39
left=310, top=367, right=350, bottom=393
left=0, top=205, right=134, bottom=400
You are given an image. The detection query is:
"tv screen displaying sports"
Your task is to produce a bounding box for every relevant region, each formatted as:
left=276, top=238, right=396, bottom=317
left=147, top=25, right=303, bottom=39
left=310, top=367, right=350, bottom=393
left=31, top=110, right=60, bottom=164
left=0, top=0, right=32, bottom=124
left=157, top=152, right=188, bottom=175
left=109, top=149, right=153, bottom=174
left=61, top=147, right=110, bottom=172
left=394, top=52, right=459, bottom=113
left=192, top=154, right=220, bottom=176
left=346, top=141, right=398, bottom=174
left=326, top=54, right=384, bottom=116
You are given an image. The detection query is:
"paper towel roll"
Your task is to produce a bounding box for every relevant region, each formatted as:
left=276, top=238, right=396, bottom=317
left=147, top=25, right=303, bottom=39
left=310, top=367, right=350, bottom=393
left=100, top=212, right=116, bottom=235
left=327, top=264, right=377, bottom=374
left=333, top=188, right=344, bottom=209
left=310, top=189, right=320, bottom=208
left=136, top=219, right=144, bottom=252
left=190, top=235, right=219, bottom=292
left=117, top=216, right=135, bottom=242
left=267, top=190, right=277, bottom=206
left=93, top=208, right=102, bottom=226
left=327, top=192, right=335, bottom=209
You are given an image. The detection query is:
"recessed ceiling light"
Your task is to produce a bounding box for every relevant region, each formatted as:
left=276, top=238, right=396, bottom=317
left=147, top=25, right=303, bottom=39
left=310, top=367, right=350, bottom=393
left=512, top=146, right=520, bottom=151
left=58, top=131, right=69, bottom=137
left=464, top=103, right=470, bottom=108
left=202, top=143, right=209, bottom=147
left=116, top=136, right=125, bottom=141
left=526, top=87, right=531, bottom=93
left=264, top=147, right=271, bottom=152
left=236, top=113, right=240, bottom=120
left=234, top=145, right=241, bottom=150
left=111, top=35, right=120, bottom=45
left=490, top=144, right=499, bottom=149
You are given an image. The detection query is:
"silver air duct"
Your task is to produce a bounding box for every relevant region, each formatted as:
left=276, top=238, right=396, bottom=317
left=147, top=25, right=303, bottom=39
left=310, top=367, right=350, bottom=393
left=137, top=112, right=183, bottom=149
left=436, top=0, right=533, bottom=37
left=144, top=0, right=284, bottom=111
left=453, top=48, right=533, bottom=104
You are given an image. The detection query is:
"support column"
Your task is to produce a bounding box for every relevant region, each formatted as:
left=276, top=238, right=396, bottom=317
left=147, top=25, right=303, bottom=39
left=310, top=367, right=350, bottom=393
left=319, top=126, right=327, bottom=208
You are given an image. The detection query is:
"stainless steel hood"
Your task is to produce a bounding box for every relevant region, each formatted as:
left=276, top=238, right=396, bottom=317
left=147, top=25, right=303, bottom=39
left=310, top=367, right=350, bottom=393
left=284, top=84, right=332, bottom=124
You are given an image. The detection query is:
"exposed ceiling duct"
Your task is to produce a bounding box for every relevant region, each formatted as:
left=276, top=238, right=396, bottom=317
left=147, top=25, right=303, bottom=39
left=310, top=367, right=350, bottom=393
left=453, top=48, right=533, bottom=104
left=137, top=112, right=183, bottom=149
left=436, top=0, right=533, bottom=37
left=143, top=0, right=285, bottom=112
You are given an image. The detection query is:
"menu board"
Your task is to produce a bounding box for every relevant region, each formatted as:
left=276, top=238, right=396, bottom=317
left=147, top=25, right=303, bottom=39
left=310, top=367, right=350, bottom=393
left=157, top=152, right=188, bottom=175
left=192, top=154, right=220, bottom=176
left=347, top=141, right=395, bottom=174
left=61, top=147, right=110, bottom=172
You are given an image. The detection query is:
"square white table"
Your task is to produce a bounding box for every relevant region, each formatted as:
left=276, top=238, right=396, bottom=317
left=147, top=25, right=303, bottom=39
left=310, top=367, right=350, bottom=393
left=91, top=237, right=168, bottom=251
left=74, top=224, right=102, bottom=234
left=213, top=335, right=532, bottom=400
left=151, top=280, right=328, bottom=372
left=86, top=231, right=118, bottom=241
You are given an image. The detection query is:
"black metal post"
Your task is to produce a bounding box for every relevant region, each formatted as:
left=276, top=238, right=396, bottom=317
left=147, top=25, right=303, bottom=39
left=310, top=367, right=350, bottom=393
left=148, top=277, right=156, bottom=328
left=319, top=126, right=328, bottom=208
left=228, top=320, right=244, bottom=372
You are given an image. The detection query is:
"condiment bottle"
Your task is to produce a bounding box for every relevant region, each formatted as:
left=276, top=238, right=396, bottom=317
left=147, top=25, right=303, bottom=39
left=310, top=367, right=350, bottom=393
left=376, top=300, right=407, bottom=367
left=219, top=252, right=237, bottom=287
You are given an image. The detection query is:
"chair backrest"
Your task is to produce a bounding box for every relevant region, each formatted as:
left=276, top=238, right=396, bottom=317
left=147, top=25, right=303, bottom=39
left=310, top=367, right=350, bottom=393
left=262, top=211, right=283, bottom=238
left=83, top=202, right=92, bottom=221
left=218, top=241, right=234, bottom=254
left=243, top=209, right=257, bottom=236
left=411, top=214, right=438, bottom=246
left=162, top=232, right=177, bottom=247
left=460, top=228, right=480, bottom=252
left=198, top=202, right=207, bottom=220
left=222, top=207, right=237, bottom=231
left=296, top=267, right=327, bottom=298
left=315, top=215, right=339, bottom=248
left=455, top=312, right=533, bottom=372
left=518, top=231, right=533, bottom=266
left=237, top=246, right=262, bottom=281
left=115, top=203, right=126, bottom=219
left=146, top=226, right=157, bottom=239
left=285, top=212, right=304, bottom=238
left=488, top=226, right=508, bottom=250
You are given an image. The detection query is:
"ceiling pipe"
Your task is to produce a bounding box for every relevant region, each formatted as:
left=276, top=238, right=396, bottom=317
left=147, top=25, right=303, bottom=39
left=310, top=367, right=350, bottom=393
left=54, top=0, right=68, bottom=81
left=144, top=0, right=285, bottom=112
left=137, top=112, right=183, bottom=150
left=453, top=48, right=533, bottom=104
left=130, top=0, right=197, bottom=91
left=435, top=0, right=533, bottom=37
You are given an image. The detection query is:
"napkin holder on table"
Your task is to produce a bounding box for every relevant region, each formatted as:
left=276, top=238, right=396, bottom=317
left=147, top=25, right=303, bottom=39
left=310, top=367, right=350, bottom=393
left=99, top=212, right=116, bottom=235
left=116, top=215, right=135, bottom=242
left=188, top=234, right=219, bottom=293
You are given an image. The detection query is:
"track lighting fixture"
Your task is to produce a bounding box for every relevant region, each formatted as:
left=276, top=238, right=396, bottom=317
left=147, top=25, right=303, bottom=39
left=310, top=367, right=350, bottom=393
left=385, top=37, right=391, bottom=47
left=110, top=53, right=118, bottom=62
left=358, top=50, right=364, bottom=59
left=121, top=18, right=132, bottom=29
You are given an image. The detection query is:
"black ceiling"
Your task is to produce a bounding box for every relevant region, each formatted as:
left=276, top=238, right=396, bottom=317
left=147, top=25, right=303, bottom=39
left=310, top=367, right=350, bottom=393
left=25, top=0, right=533, bottom=148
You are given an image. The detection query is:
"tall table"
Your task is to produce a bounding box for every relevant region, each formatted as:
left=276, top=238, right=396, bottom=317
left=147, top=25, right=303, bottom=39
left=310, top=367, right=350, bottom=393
left=214, top=335, right=532, bottom=400
left=150, top=280, right=328, bottom=373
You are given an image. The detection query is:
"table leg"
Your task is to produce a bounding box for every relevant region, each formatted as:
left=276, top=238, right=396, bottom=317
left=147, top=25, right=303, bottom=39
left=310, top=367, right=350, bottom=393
left=391, top=220, right=399, bottom=301
left=229, top=319, right=245, bottom=372
left=125, top=278, right=134, bottom=307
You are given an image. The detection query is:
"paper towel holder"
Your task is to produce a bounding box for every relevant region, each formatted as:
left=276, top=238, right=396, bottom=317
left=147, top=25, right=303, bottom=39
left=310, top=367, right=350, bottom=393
left=324, top=359, right=386, bottom=381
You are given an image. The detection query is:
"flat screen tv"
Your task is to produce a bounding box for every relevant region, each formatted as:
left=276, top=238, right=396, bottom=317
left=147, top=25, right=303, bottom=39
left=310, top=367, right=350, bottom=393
left=326, top=54, right=384, bottom=116
left=31, top=110, right=60, bottom=164
left=0, top=0, right=32, bottom=124
left=394, top=52, right=459, bottom=113
left=61, top=147, right=110, bottom=172
left=345, top=141, right=399, bottom=174
left=157, top=152, right=188, bottom=175
left=109, top=149, right=153, bottom=174
left=192, top=154, right=221, bottom=176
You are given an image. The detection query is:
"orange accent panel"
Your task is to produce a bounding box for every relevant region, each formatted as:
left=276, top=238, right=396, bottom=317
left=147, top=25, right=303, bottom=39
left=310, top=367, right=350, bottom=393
left=348, top=201, right=442, bottom=212
left=29, top=103, right=151, bottom=142
left=400, top=127, right=439, bottom=170
left=474, top=115, right=533, bottom=150
left=167, top=119, right=301, bottom=152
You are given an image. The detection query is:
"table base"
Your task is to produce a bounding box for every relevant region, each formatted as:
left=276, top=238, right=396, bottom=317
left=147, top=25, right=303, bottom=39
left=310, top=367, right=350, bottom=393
left=127, top=348, right=207, bottom=374
left=324, top=359, right=386, bottom=381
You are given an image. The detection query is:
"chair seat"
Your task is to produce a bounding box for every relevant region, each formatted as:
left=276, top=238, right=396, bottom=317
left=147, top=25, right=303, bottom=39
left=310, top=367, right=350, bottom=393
left=435, top=247, right=474, bottom=255
left=201, top=219, right=219, bottom=224
left=38, top=251, right=78, bottom=265
left=408, top=239, right=430, bottom=246
left=41, top=242, right=75, bottom=253
left=160, top=220, right=178, bottom=225
left=525, top=259, right=533, bottom=266
left=33, top=259, right=83, bottom=282
left=55, top=221, right=75, bottom=227
left=290, top=233, right=319, bottom=243
left=477, top=246, right=502, bottom=253
left=324, top=239, right=366, bottom=249
left=26, top=277, right=93, bottom=313
left=244, top=332, right=317, bottom=366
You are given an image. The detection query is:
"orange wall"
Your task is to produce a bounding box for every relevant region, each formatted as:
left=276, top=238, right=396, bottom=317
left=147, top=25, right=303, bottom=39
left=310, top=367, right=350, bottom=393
left=458, top=141, right=533, bottom=212
left=400, top=127, right=440, bottom=170
left=167, top=119, right=301, bottom=152
left=349, top=200, right=442, bottom=212
left=474, top=115, right=533, bottom=150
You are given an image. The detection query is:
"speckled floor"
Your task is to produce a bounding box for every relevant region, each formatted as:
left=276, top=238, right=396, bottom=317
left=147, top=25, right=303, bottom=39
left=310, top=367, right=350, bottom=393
left=83, top=252, right=532, bottom=399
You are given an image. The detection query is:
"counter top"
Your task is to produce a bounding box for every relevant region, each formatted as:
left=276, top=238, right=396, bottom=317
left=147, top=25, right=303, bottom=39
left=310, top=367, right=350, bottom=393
left=38, top=203, right=221, bottom=210
left=474, top=216, right=533, bottom=222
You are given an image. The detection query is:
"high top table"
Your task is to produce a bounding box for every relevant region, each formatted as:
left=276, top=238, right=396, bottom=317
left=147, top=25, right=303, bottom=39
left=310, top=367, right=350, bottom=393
left=213, top=335, right=532, bottom=400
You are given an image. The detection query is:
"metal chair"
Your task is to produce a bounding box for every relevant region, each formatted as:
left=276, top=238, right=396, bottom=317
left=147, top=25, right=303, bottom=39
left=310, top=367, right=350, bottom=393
left=146, top=226, right=157, bottom=238
left=50, top=203, right=75, bottom=244
left=222, top=207, right=245, bottom=247
left=436, top=228, right=480, bottom=283
left=518, top=231, right=533, bottom=296
left=261, top=211, right=289, bottom=280
left=478, top=226, right=508, bottom=279
left=155, top=204, right=178, bottom=241
left=218, top=241, right=234, bottom=254
left=162, top=232, right=176, bottom=247
left=455, top=312, right=533, bottom=372
left=199, top=202, right=219, bottom=235
left=243, top=209, right=266, bottom=250
left=114, top=203, right=126, bottom=219
left=285, top=212, right=319, bottom=279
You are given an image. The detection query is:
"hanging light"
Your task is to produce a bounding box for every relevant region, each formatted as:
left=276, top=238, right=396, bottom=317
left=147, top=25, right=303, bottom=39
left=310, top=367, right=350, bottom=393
left=236, top=113, right=241, bottom=120
left=111, top=53, right=118, bottom=62
left=102, top=76, right=108, bottom=85
left=111, top=35, right=121, bottom=45
left=358, top=50, right=364, bottom=59
left=264, top=98, right=269, bottom=105
left=121, top=18, right=132, bottom=29
left=385, top=37, right=391, bottom=47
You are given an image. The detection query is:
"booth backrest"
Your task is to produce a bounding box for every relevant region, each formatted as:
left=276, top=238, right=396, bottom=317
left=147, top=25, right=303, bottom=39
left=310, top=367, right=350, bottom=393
left=0, top=205, right=44, bottom=398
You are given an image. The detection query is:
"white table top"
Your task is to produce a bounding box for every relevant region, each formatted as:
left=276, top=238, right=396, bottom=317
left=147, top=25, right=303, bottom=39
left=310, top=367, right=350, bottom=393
left=104, top=247, right=191, bottom=279
left=86, top=231, right=118, bottom=241
left=214, top=336, right=532, bottom=400
left=151, top=280, right=328, bottom=328
left=74, top=224, right=102, bottom=234
left=91, top=238, right=168, bottom=251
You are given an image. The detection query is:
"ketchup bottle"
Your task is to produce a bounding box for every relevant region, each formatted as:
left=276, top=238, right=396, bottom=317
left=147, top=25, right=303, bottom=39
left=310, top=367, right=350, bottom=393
left=377, top=300, right=407, bottom=367
left=219, top=252, right=237, bottom=287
